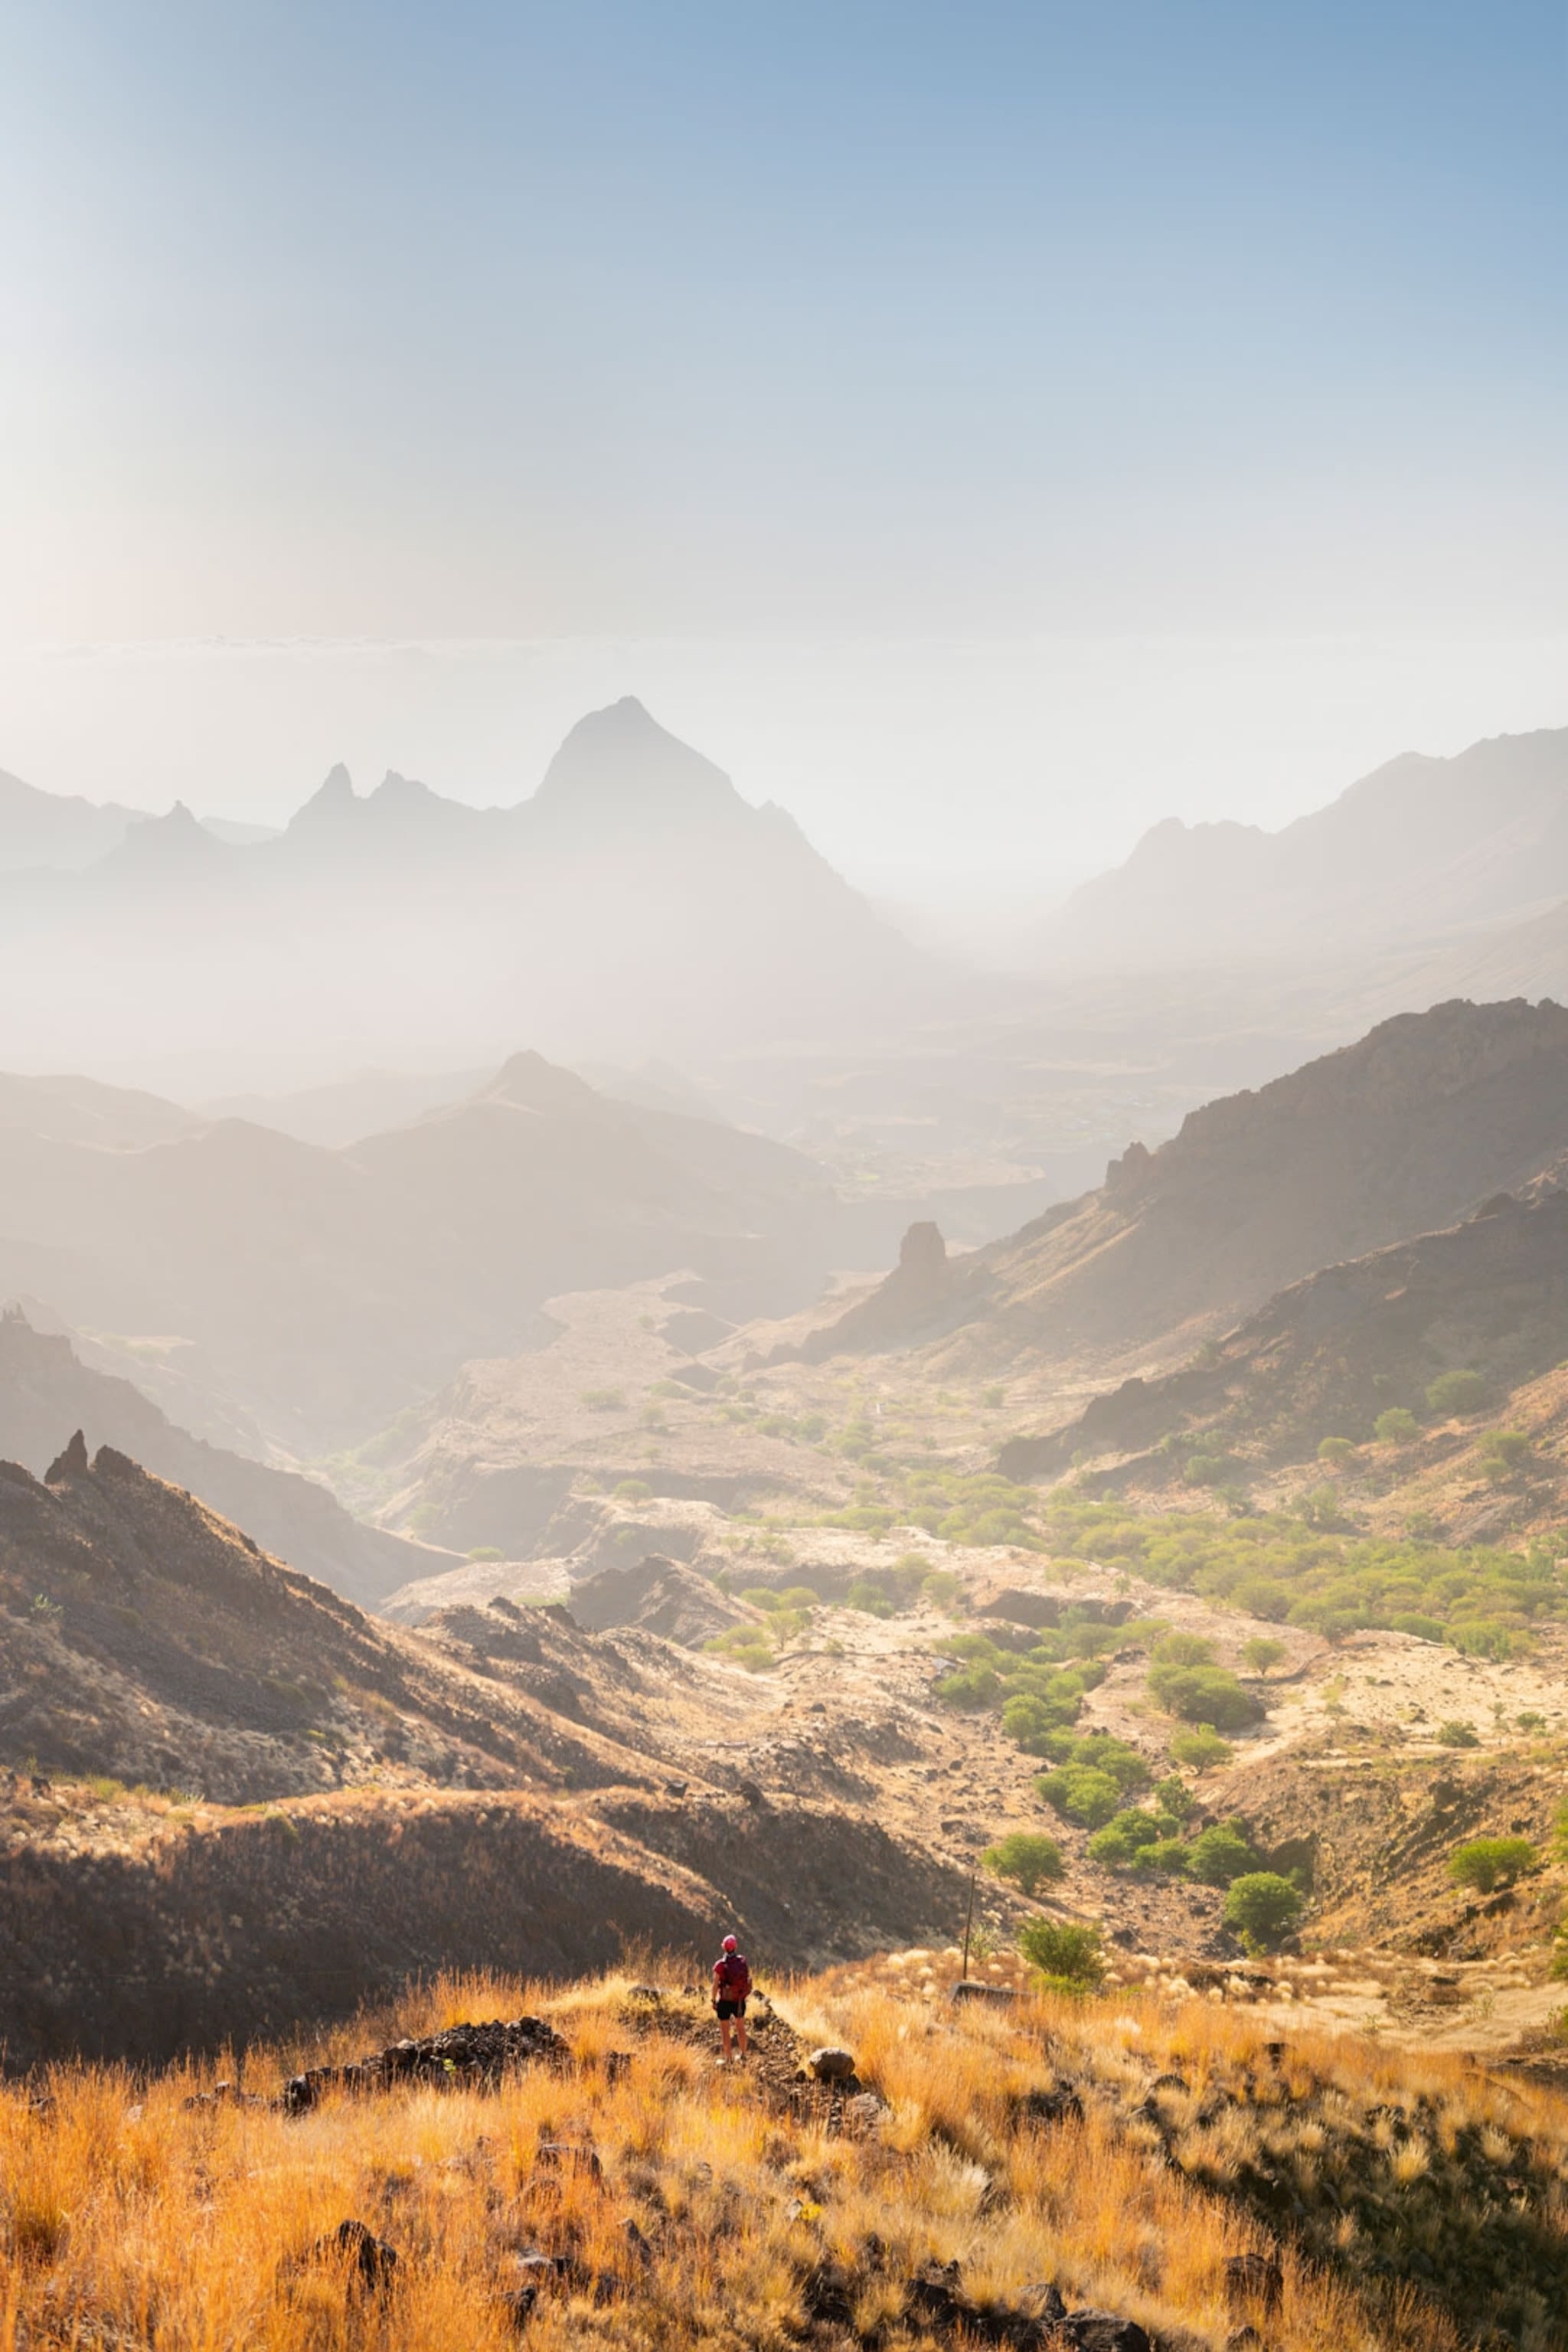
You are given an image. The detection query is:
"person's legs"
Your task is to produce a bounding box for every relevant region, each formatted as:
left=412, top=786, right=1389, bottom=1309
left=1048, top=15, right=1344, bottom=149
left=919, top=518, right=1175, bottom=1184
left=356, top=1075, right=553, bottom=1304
left=734, top=2010, right=748, bottom=2057
left=717, top=2011, right=733, bottom=2060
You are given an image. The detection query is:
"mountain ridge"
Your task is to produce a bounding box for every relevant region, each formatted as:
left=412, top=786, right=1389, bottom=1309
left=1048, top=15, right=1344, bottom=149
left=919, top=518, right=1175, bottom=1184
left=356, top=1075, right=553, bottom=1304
left=785, top=995, right=1568, bottom=1379
left=1045, top=725, right=1568, bottom=969
left=0, top=699, right=942, bottom=1069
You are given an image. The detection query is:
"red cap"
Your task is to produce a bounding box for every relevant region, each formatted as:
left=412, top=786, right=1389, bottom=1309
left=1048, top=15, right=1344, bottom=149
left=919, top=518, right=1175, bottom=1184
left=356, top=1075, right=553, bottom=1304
left=722, top=1935, right=738, bottom=1952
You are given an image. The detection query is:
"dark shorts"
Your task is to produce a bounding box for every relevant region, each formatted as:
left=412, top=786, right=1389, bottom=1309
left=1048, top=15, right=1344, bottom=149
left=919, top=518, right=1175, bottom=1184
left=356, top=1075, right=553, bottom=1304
left=715, top=1998, right=746, bottom=2020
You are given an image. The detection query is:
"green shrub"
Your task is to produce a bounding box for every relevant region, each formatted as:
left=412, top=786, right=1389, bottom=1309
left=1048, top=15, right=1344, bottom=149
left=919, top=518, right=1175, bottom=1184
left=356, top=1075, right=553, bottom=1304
left=1479, top=1429, right=1531, bottom=1479
left=703, top=1627, right=776, bottom=1672
left=1034, top=1765, right=1124, bottom=1829
left=1449, top=1617, right=1517, bottom=1661
left=1230, top=1576, right=1291, bottom=1620
left=1296, top=1485, right=1341, bottom=1528
left=1152, top=1631, right=1215, bottom=1668
left=936, top=1662, right=1004, bottom=1710
left=1168, top=1723, right=1233, bottom=1770
left=1017, top=1918, right=1105, bottom=1988
left=613, top=1478, right=652, bottom=1501
left=778, top=1585, right=822, bottom=1610
left=1426, top=1370, right=1488, bottom=1416
left=1186, top=1819, right=1259, bottom=1886
left=1184, top=1453, right=1230, bottom=1487
left=1241, top=1636, right=1287, bottom=1674
left=1390, top=1612, right=1445, bottom=1642
left=1148, top=1661, right=1262, bottom=1730
left=1436, top=1720, right=1481, bottom=1748
left=1000, top=1685, right=1085, bottom=1753
left=1086, top=1808, right=1173, bottom=1869
left=981, top=1831, right=1065, bottom=1896
left=845, top=1578, right=896, bottom=1618
left=1448, top=1836, right=1537, bottom=1894
left=1152, top=1772, right=1196, bottom=1819
left=466, top=1546, right=505, bottom=1563
left=1223, top=1871, right=1304, bottom=1951
left=1374, top=1408, right=1419, bottom=1444
left=580, top=1387, right=626, bottom=1410
left=1317, top=1436, right=1356, bottom=1464
left=1131, top=1835, right=1191, bottom=1875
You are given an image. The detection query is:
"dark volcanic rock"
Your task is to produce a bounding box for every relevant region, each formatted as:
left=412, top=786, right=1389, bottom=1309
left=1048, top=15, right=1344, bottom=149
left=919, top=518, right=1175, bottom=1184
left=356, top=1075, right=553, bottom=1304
left=283, top=2014, right=568, bottom=2112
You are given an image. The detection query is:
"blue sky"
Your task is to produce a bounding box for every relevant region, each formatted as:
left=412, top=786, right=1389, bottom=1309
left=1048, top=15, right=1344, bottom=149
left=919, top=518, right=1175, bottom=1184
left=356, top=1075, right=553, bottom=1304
left=0, top=2, right=1563, bottom=894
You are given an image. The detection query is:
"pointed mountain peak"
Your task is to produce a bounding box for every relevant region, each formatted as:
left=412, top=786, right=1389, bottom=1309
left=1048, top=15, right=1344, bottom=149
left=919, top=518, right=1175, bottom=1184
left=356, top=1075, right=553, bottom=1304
left=111, top=799, right=224, bottom=862
left=479, top=1050, right=598, bottom=1116
left=289, top=763, right=358, bottom=828
left=533, top=698, right=740, bottom=823
left=46, top=1428, right=90, bottom=1483
left=368, top=770, right=444, bottom=814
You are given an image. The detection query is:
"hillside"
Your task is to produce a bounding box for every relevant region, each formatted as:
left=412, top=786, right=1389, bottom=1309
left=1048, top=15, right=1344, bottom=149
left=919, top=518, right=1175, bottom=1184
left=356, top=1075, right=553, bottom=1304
left=792, top=998, right=1568, bottom=1380
left=0, top=698, right=942, bottom=1074
left=0, top=1048, right=933, bottom=1452
left=997, top=1181, right=1568, bottom=1485
left=0, top=1435, right=998, bottom=2041
left=0, top=1308, right=441, bottom=1603
left=1044, top=724, right=1568, bottom=968
left=10, top=1962, right=1568, bottom=2352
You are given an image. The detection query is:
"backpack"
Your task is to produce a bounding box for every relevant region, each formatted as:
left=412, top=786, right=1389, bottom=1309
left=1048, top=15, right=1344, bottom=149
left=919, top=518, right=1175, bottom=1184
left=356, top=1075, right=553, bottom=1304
left=714, top=1951, right=752, bottom=2001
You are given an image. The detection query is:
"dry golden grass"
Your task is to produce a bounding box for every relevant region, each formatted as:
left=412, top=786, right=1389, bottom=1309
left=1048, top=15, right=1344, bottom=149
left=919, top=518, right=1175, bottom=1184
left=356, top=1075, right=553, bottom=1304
left=2, top=1965, right=1565, bottom=2352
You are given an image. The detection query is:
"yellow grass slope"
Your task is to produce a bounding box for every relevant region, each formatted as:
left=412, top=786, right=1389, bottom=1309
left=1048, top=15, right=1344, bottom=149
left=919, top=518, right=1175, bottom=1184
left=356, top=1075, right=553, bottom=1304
left=5, top=1963, right=1568, bottom=2352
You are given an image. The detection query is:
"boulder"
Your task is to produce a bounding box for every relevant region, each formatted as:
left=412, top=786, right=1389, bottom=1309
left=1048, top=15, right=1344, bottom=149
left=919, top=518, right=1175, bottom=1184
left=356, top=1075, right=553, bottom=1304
left=1061, top=2313, right=1152, bottom=2352
left=808, top=2046, right=857, bottom=2082
left=1223, top=2252, right=1283, bottom=2314
left=310, top=2219, right=398, bottom=2292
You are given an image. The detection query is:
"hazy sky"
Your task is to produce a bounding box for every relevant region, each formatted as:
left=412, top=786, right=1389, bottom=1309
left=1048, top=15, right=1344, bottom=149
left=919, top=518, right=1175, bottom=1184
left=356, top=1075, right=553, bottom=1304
left=1, top=3, right=1563, bottom=898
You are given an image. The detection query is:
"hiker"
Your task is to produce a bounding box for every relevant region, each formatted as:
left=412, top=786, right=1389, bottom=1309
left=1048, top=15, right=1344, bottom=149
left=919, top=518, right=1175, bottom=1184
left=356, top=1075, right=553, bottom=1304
left=711, top=1932, right=751, bottom=2061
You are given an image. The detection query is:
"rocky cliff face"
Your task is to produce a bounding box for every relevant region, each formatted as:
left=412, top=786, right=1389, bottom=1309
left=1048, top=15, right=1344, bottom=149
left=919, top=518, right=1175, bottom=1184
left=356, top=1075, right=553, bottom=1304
left=942, top=996, right=1568, bottom=1374
left=999, top=1180, right=1568, bottom=1481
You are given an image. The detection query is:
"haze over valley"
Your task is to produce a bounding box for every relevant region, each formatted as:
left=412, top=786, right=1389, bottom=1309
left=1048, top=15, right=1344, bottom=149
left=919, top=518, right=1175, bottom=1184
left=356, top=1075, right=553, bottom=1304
left=3, top=8, right=1567, bottom=2349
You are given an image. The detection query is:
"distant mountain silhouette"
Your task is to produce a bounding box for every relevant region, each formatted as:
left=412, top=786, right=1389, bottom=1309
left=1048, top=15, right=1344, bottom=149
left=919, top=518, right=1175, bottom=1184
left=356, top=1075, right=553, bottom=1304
left=1044, top=728, right=1568, bottom=968
left=0, top=767, right=272, bottom=871
left=0, top=1047, right=944, bottom=1452
left=0, top=1070, right=198, bottom=1150
left=0, top=765, right=151, bottom=871
left=0, top=701, right=941, bottom=1071
left=795, top=997, right=1568, bottom=1375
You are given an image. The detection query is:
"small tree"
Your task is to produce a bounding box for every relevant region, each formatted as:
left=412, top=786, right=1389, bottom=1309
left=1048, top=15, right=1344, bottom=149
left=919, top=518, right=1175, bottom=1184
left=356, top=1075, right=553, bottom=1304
left=1152, top=1631, right=1215, bottom=1668
left=1018, top=1917, right=1105, bottom=1989
left=1317, top=1436, right=1356, bottom=1464
left=1448, top=1837, right=1538, bottom=1894
left=1436, top=1720, right=1481, bottom=1748
left=1241, top=1637, right=1287, bottom=1675
left=1034, top=1765, right=1123, bottom=1829
left=1374, top=1407, right=1419, bottom=1444
left=1187, top=1820, right=1260, bottom=1887
left=1223, top=1872, right=1304, bottom=1952
left=1148, top=1661, right=1262, bottom=1731
left=1426, top=1369, right=1488, bottom=1416
left=981, top=1831, right=1066, bottom=1898
left=1169, top=1723, right=1233, bottom=1771
left=1479, top=1429, right=1531, bottom=1481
